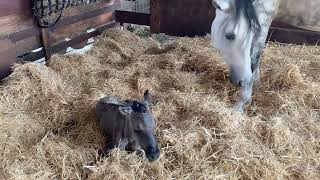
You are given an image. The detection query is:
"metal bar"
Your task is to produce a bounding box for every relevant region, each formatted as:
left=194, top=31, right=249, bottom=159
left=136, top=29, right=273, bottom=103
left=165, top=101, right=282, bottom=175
left=18, top=50, right=46, bottom=62
left=55, top=0, right=59, bottom=13
left=48, top=0, right=53, bottom=15
left=41, top=0, right=45, bottom=18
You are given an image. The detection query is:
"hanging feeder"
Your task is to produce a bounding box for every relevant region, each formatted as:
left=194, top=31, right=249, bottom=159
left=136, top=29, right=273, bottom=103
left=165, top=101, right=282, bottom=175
left=32, top=0, right=105, bottom=28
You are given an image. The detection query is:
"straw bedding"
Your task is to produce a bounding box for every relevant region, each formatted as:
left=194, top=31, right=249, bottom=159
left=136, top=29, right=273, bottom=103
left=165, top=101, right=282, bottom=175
left=0, top=27, right=319, bottom=179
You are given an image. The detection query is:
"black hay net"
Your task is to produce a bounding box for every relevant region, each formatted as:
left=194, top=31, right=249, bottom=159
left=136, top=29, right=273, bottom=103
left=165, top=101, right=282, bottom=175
left=32, top=0, right=110, bottom=28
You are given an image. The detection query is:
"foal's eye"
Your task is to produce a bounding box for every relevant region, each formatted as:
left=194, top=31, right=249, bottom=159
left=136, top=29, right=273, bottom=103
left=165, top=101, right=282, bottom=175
left=134, top=129, right=143, bottom=134
left=225, top=33, right=236, bottom=40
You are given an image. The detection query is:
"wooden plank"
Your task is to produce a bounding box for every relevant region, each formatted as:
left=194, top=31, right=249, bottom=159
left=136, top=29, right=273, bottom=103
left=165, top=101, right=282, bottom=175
left=0, top=39, right=16, bottom=80
left=0, top=1, right=118, bottom=40
left=52, top=0, right=119, bottom=29
left=51, top=12, right=115, bottom=43
left=0, top=1, right=119, bottom=40
left=15, top=35, right=42, bottom=56
left=61, top=0, right=119, bottom=18
left=0, top=35, right=42, bottom=59
left=0, top=14, right=35, bottom=37
left=70, top=41, right=89, bottom=50
left=0, top=0, right=121, bottom=81
left=267, top=27, right=320, bottom=45
left=51, top=21, right=118, bottom=53
left=0, top=0, right=31, bottom=17
left=0, top=0, right=118, bottom=17
left=271, top=21, right=308, bottom=31
left=19, top=21, right=118, bottom=63
left=0, top=0, right=118, bottom=62
left=18, top=50, right=45, bottom=62
left=9, top=27, right=40, bottom=42
left=115, top=10, right=150, bottom=26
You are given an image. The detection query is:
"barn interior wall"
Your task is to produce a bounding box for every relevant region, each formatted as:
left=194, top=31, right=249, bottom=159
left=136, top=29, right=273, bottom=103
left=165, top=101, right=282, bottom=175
left=0, top=0, right=120, bottom=80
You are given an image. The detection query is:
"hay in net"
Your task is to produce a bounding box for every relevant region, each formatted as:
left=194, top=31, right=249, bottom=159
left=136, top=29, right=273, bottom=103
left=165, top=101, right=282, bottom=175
left=0, top=27, right=320, bottom=179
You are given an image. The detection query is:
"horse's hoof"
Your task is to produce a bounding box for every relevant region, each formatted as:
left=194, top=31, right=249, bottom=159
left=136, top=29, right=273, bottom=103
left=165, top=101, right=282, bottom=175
left=233, top=120, right=243, bottom=128
left=234, top=105, right=244, bottom=113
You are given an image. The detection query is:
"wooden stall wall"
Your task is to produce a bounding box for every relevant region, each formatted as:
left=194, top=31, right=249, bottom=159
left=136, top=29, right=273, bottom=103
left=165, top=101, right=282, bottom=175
left=150, top=0, right=215, bottom=36
left=0, top=0, right=120, bottom=80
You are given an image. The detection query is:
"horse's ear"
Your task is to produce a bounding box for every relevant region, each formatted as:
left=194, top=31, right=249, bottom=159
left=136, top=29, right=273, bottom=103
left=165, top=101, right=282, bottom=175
left=212, top=0, right=232, bottom=12
left=119, top=106, right=132, bottom=115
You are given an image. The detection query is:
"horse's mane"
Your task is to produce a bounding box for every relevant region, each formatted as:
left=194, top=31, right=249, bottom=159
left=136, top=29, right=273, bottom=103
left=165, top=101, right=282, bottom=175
left=235, top=0, right=261, bottom=32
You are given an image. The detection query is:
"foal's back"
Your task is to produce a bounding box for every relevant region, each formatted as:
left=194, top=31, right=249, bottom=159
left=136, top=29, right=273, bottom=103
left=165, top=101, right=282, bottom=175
left=95, top=97, right=126, bottom=137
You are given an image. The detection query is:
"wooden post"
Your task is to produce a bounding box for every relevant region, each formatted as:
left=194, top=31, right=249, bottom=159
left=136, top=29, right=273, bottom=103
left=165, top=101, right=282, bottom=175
left=150, top=0, right=161, bottom=33
left=40, top=28, right=52, bottom=61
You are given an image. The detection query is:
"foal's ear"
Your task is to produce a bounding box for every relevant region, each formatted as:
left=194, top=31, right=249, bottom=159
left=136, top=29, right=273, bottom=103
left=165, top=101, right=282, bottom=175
left=119, top=106, right=132, bottom=115
left=212, top=0, right=232, bottom=12
left=143, top=89, right=151, bottom=106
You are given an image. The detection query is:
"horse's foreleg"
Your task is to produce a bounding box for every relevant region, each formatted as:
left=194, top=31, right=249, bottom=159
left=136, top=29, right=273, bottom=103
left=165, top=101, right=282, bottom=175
left=252, top=65, right=261, bottom=87
left=234, top=80, right=253, bottom=113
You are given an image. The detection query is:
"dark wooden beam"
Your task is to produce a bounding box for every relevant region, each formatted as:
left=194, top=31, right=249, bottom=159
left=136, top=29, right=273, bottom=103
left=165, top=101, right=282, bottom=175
left=9, top=27, right=40, bottom=42
left=271, top=21, right=308, bottom=31
left=268, top=27, right=320, bottom=45
left=115, top=10, right=150, bottom=26
left=18, top=49, right=45, bottom=62
left=149, top=0, right=215, bottom=37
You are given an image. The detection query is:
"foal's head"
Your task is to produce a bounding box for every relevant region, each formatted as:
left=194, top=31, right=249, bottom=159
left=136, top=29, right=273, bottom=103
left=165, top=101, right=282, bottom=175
left=211, top=0, right=261, bottom=87
left=121, top=90, right=160, bottom=161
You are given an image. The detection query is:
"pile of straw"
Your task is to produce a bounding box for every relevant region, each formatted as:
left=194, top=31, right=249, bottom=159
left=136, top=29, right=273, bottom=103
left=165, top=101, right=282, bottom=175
left=0, top=28, right=319, bottom=179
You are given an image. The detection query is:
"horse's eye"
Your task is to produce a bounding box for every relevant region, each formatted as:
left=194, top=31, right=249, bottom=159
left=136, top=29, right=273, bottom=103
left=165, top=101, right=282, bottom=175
left=225, top=33, right=236, bottom=40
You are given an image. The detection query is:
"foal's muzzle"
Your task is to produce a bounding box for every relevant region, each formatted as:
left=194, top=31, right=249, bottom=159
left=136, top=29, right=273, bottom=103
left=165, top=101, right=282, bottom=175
left=146, top=145, right=160, bottom=162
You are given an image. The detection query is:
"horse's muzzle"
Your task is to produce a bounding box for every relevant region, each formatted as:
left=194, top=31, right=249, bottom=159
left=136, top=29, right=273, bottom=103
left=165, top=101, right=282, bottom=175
left=230, top=67, right=245, bottom=87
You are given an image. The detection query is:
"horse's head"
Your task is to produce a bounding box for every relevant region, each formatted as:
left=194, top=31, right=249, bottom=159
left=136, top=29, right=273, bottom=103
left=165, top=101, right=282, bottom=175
left=211, top=0, right=261, bottom=87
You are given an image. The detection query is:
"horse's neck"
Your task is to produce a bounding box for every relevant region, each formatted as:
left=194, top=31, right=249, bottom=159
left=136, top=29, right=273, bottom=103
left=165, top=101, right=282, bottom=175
left=274, top=0, right=320, bottom=32
left=252, top=0, right=280, bottom=42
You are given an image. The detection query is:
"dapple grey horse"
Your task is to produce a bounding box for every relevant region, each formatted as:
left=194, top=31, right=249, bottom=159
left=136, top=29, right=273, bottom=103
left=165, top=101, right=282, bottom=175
left=211, top=0, right=320, bottom=115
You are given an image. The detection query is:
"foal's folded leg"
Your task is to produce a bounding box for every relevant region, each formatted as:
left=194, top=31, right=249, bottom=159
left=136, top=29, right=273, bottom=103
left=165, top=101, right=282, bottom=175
left=98, top=141, right=117, bottom=159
